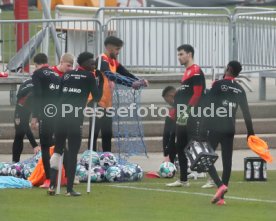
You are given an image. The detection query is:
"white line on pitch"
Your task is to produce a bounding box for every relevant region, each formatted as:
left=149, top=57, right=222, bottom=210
left=110, top=185, right=276, bottom=204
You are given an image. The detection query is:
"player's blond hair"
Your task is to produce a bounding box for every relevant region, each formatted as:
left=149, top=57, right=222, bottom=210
left=60, top=53, right=74, bottom=65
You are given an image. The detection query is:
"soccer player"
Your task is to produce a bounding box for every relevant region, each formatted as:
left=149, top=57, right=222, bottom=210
left=31, top=53, right=60, bottom=188
left=206, top=60, right=255, bottom=205
left=51, top=53, right=74, bottom=77
left=88, top=36, right=148, bottom=152
left=166, top=44, right=206, bottom=187
left=12, top=79, right=40, bottom=163
left=51, top=52, right=75, bottom=183
left=161, top=86, right=177, bottom=163
left=48, top=52, right=103, bottom=196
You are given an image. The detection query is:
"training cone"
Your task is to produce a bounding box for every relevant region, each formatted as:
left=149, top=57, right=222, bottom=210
left=247, top=135, right=273, bottom=163
left=145, top=171, right=160, bottom=178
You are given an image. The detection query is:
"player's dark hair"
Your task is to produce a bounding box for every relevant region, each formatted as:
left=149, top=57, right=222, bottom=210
left=33, top=53, right=48, bottom=64
left=177, top=44, right=194, bottom=58
left=162, top=86, right=176, bottom=97
left=227, top=60, right=242, bottom=77
left=77, top=52, right=94, bottom=66
left=104, top=36, right=124, bottom=47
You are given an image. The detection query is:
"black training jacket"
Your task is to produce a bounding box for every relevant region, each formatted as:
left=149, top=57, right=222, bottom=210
left=32, top=66, right=61, bottom=119
left=207, top=78, right=254, bottom=135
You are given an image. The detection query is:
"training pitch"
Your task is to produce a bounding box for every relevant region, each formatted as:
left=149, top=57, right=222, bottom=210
left=0, top=171, right=275, bottom=221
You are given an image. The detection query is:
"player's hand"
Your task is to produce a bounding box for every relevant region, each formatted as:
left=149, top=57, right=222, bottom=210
left=33, top=146, right=41, bottom=155
left=31, top=118, right=39, bottom=130
left=247, top=133, right=255, bottom=141
left=95, top=70, right=104, bottom=85
left=141, top=79, right=149, bottom=87
left=132, top=80, right=142, bottom=90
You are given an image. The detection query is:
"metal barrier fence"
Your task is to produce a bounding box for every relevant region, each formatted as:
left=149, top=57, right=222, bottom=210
left=54, top=6, right=275, bottom=73
left=104, top=15, right=231, bottom=75
left=1, top=7, right=276, bottom=74
left=95, top=7, right=231, bottom=23
left=233, top=11, right=276, bottom=71
left=0, top=18, right=102, bottom=72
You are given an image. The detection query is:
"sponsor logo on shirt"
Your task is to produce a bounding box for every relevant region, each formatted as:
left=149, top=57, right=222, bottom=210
left=221, top=85, right=228, bottom=92
left=222, top=99, right=237, bottom=108
left=49, top=83, right=59, bottom=90
left=63, top=74, right=70, bottom=80
left=222, top=99, right=229, bottom=106
left=62, top=87, right=81, bottom=94
left=43, top=70, right=54, bottom=76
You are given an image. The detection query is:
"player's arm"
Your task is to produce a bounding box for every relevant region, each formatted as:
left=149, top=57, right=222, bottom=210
left=188, top=74, right=205, bottom=107
left=117, top=63, right=149, bottom=88
left=88, top=70, right=104, bottom=103
left=31, top=71, right=42, bottom=129
left=17, top=79, right=32, bottom=100
left=238, top=89, right=255, bottom=138
left=31, top=72, right=42, bottom=119
left=104, top=71, right=135, bottom=87
left=117, top=63, right=139, bottom=80
left=163, top=117, right=176, bottom=157
left=16, top=82, right=26, bottom=100
left=208, top=80, right=220, bottom=102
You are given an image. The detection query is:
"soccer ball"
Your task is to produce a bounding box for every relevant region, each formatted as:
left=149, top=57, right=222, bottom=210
left=33, top=151, right=42, bottom=163
left=79, top=150, right=100, bottom=168
left=76, top=164, right=88, bottom=182
left=127, top=163, right=143, bottom=181
left=9, top=163, right=24, bottom=178
left=22, top=163, right=36, bottom=179
left=99, top=152, right=117, bottom=168
left=159, top=162, right=176, bottom=178
left=105, top=166, right=122, bottom=182
left=0, top=162, right=11, bottom=176
left=89, top=166, right=105, bottom=182
left=120, top=164, right=136, bottom=182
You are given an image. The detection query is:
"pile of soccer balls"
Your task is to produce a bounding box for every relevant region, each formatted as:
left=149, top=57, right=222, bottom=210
left=0, top=151, right=144, bottom=183
left=0, top=152, right=41, bottom=179
left=76, top=151, right=144, bottom=183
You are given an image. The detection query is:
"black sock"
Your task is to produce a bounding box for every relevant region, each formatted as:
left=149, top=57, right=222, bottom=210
left=50, top=168, right=58, bottom=188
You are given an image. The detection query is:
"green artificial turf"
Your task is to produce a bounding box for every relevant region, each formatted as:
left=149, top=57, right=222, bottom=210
left=1, top=171, right=276, bottom=221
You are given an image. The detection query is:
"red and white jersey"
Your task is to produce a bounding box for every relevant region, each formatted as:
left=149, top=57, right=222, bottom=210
left=51, top=65, right=64, bottom=77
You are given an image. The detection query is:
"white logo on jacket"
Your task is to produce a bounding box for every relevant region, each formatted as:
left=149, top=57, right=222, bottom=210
left=221, top=85, right=228, bottom=92
left=49, top=84, right=59, bottom=90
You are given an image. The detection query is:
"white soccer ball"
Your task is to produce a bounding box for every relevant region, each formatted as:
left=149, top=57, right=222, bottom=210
left=75, top=164, right=88, bottom=182
left=128, top=163, right=143, bottom=181
left=120, top=165, right=137, bottom=182
left=0, top=162, right=11, bottom=176
left=79, top=150, right=100, bottom=168
left=9, top=163, right=24, bottom=178
left=99, top=152, right=117, bottom=168
left=159, top=162, right=177, bottom=178
left=89, top=166, right=105, bottom=182
left=105, top=166, right=122, bottom=182
left=22, top=163, right=36, bottom=179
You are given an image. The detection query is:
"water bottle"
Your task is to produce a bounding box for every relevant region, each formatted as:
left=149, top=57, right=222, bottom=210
left=263, top=162, right=267, bottom=179
left=253, top=162, right=260, bottom=179
left=246, top=162, right=251, bottom=179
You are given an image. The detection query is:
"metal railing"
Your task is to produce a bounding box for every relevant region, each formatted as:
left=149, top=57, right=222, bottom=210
left=1, top=7, right=276, bottom=75
left=95, top=6, right=231, bottom=22
left=0, top=18, right=102, bottom=72
left=232, top=11, right=276, bottom=71
left=103, top=14, right=231, bottom=75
